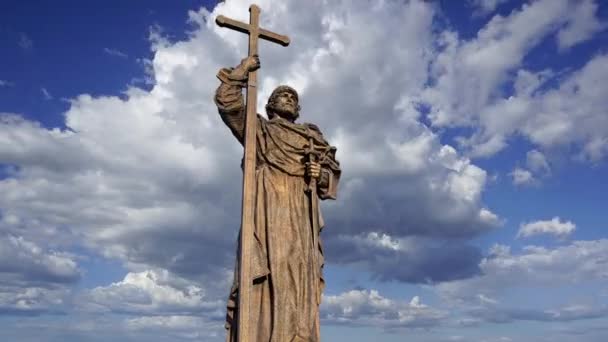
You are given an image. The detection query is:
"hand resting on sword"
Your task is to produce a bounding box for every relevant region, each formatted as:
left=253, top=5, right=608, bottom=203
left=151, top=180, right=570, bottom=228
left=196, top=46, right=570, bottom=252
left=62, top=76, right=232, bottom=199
left=306, top=161, right=321, bottom=179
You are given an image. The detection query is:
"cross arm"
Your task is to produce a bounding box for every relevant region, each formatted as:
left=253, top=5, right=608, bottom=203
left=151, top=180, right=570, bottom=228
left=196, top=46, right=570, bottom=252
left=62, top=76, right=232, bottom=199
left=216, top=15, right=290, bottom=46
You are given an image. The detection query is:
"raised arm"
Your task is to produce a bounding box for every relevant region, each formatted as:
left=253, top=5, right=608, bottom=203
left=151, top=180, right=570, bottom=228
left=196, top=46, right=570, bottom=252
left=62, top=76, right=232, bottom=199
left=214, top=55, right=260, bottom=144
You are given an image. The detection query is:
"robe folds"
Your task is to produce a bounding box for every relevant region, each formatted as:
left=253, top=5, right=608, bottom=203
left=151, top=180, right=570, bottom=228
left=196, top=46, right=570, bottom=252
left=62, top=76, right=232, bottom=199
left=215, top=68, right=340, bottom=342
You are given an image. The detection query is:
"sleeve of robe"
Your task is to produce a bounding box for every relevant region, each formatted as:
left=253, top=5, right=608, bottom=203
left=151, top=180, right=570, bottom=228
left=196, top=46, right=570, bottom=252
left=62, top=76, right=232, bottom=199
left=310, top=124, right=340, bottom=201
left=316, top=152, right=340, bottom=200
left=317, top=167, right=339, bottom=200
left=214, top=67, right=249, bottom=145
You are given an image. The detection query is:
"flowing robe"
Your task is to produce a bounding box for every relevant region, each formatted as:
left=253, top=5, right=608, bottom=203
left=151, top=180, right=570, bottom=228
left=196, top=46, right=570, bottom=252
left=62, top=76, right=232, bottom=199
left=215, top=68, right=340, bottom=342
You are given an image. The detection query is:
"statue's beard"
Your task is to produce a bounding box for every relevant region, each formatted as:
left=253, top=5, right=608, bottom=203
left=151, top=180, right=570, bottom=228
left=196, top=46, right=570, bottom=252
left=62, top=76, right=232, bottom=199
left=270, top=103, right=299, bottom=121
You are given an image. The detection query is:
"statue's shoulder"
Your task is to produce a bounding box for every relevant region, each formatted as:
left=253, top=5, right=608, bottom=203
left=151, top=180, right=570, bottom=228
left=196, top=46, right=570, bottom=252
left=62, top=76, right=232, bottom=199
left=303, top=122, right=324, bottom=135
left=257, top=113, right=268, bottom=122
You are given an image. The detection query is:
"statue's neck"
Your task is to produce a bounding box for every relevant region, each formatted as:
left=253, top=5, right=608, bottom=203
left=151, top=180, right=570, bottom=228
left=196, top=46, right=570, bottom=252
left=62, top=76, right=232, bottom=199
left=271, top=113, right=296, bottom=123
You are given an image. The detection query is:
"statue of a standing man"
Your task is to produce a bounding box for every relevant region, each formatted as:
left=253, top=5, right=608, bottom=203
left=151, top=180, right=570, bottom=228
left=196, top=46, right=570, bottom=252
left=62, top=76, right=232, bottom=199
left=215, top=55, right=341, bottom=342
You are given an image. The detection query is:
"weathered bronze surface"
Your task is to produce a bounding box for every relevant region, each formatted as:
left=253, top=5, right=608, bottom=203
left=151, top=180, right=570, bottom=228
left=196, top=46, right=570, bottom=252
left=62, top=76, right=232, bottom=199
left=214, top=6, right=340, bottom=341
left=216, top=5, right=290, bottom=342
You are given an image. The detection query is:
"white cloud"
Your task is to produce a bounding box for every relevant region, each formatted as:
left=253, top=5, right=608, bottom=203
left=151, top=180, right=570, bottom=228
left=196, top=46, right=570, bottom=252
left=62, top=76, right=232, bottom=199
left=103, top=47, right=128, bottom=58
left=435, top=239, right=608, bottom=303
left=519, top=55, right=608, bottom=161
left=509, top=167, right=534, bottom=186
left=556, top=0, right=607, bottom=50
left=125, top=315, right=223, bottom=340
left=0, top=314, right=223, bottom=342
left=0, top=234, right=79, bottom=314
left=0, top=80, right=13, bottom=87
left=432, top=239, right=608, bottom=329
left=327, top=233, right=484, bottom=283
left=469, top=0, right=510, bottom=16
left=0, top=234, right=80, bottom=285
left=41, top=87, right=52, bottom=100
left=83, top=269, right=223, bottom=316
left=419, top=0, right=608, bottom=161
left=468, top=301, right=608, bottom=324
left=0, top=0, right=496, bottom=290
left=509, top=149, right=551, bottom=186
left=525, top=149, right=550, bottom=174
left=0, top=286, right=69, bottom=315
left=422, top=0, right=574, bottom=128
left=322, top=289, right=447, bottom=328
left=0, top=1, right=605, bottom=339
left=517, top=217, right=576, bottom=239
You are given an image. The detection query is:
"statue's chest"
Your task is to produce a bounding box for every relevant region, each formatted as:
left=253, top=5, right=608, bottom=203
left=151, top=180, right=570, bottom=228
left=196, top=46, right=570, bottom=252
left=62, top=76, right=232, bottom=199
left=265, top=123, right=310, bottom=154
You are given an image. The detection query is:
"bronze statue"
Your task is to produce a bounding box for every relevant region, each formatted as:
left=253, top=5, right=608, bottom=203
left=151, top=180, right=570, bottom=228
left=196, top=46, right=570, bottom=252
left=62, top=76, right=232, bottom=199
left=215, top=6, right=340, bottom=341
left=215, top=55, right=340, bottom=340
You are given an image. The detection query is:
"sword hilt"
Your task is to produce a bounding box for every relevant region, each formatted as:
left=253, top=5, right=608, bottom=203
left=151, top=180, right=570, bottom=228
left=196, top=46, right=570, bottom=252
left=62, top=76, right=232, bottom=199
left=305, top=137, right=319, bottom=193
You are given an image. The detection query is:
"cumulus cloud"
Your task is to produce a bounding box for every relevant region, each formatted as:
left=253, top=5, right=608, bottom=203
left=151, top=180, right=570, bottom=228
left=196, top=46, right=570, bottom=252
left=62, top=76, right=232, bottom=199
left=0, top=314, right=223, bottom=342
left=431, top=239, right=608, bottom=330
left=326, top=232, right=483, bottom=283
left=468, top=302, right=608, bottom=324
left=509, top=167, right=534, bottom=186
left=0, top=235, right=80, bottom=285
left=125, top=315, right=223, bottom=340
left=322, top=289, right=447, bottom=329
left=435, top=240, right=608, bottom=303
left=523, top=55, right=608, bottom=162
left=82, top=269, right=223, bottom=317
left=0, top=234, right=79, bottom=315
left=0, top=0, right=497, bottom=295
left=517, top=217, right=576, bottom=239
left=1, top=1, right=605, bottom=339
left=73, top=270, right=226, bottom=340
left=469, top=0, right=510, bottom=16
left=0, top=98, right=240, bottom=282
left=418, top=0, right=607, bottom=161
left=556, top=0, right=607, bottom=50
left=0, top=286, right=71, bottom=316
left=510, top=149, right=552, bottom=185
left=525, top=149, right=550, bottom=174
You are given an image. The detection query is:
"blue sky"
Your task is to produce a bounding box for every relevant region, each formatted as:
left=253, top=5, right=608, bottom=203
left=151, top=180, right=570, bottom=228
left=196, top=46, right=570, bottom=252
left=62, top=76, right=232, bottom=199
left=1, top=0, right=607, bottom=341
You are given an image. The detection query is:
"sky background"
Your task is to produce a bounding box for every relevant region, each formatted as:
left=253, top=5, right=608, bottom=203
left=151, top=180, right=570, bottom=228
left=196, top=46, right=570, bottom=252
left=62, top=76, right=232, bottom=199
left=1, top=0, right=607, bottom=341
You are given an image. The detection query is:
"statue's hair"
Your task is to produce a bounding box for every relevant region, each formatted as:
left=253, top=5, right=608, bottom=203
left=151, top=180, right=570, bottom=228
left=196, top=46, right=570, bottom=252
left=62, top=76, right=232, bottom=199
left=265, top=85, right=300, bottom=120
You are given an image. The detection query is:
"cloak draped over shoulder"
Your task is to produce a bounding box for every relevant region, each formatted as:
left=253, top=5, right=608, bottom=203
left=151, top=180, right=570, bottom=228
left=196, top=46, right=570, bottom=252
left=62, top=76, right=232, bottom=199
left=215, top=67, right=340, bottom=342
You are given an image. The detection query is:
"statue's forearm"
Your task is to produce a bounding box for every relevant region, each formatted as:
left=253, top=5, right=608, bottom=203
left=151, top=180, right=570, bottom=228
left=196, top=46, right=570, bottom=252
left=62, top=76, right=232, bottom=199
left=317, top=167, right=339, bottom=200
left=317, top=168, right=330, bottom=189
left=215, top=67, right=248, bottom=143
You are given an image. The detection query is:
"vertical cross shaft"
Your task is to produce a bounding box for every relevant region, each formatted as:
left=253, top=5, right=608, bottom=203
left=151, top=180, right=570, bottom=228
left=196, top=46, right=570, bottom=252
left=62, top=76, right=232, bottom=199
left=215, top=5, right=290, bottom=342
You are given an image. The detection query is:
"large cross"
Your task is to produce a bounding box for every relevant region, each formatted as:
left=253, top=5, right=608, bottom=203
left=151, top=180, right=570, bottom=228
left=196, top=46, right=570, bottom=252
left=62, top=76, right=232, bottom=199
left=216, top=5, right=290, bottom=342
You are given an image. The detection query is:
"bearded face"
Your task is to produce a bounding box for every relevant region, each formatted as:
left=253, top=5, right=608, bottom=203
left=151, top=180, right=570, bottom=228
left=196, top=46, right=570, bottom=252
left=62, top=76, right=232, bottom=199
left=266, top=86, right=300, bottom=121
